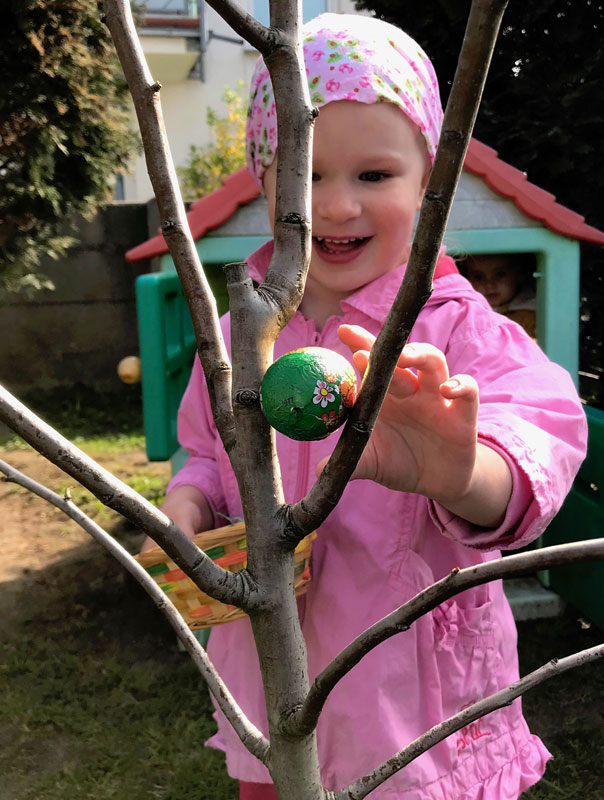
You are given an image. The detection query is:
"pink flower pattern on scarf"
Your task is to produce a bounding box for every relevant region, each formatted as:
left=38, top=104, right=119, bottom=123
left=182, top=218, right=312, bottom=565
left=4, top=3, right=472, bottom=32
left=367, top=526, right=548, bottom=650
left=245, top=13, right=443, bottom=187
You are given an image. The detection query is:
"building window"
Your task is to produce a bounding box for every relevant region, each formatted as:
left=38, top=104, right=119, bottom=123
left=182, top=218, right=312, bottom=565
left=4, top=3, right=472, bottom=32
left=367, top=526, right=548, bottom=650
left=114, top=173, right=125, bottom=202
left=253, top=0, right=326, bottom=27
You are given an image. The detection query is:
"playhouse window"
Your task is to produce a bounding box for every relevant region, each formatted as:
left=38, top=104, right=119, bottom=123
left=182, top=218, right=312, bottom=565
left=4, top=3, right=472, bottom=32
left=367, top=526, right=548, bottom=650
left=457, top=252, right=537, bottom=340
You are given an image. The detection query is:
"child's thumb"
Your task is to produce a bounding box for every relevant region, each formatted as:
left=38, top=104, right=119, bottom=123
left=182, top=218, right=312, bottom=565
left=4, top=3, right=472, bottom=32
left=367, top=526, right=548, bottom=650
left=316, top=455, right=329, bottom=477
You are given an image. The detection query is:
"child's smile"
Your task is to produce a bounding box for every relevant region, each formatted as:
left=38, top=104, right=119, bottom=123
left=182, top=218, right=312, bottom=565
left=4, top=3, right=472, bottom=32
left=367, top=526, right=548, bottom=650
left=313, top=236, right=370, bottom=262
left=263, top=100, right=430, bottom=327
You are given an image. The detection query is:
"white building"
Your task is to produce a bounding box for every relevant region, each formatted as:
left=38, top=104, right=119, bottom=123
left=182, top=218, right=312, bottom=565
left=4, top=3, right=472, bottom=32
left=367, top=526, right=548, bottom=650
left=123, top=0, right=365, bottom=202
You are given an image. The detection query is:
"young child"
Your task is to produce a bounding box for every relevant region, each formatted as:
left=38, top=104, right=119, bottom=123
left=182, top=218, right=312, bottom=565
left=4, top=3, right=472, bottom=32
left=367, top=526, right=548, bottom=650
left=465, top=253, right=537, bottom=339
left=156, top=14, right=586, bottom=799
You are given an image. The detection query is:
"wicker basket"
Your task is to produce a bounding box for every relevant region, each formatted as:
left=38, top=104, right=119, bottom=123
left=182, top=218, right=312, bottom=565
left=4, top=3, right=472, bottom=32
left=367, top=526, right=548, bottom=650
left=135, top=521, right=316, bottom=630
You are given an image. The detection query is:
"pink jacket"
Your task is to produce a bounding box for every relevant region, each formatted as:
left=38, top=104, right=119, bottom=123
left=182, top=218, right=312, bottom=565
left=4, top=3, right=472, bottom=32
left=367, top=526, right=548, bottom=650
left=169, top=242, right=587, bottom=799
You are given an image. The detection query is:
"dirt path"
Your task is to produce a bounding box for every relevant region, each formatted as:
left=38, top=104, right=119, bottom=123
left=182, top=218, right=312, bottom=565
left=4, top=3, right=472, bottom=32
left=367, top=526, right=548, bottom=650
left=0, top=443, right=170, bottom=627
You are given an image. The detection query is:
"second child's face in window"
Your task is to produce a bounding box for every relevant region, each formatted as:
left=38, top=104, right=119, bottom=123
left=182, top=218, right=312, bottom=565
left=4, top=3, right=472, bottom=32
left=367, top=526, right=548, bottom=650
left=467, top=255, right=522, bottom=309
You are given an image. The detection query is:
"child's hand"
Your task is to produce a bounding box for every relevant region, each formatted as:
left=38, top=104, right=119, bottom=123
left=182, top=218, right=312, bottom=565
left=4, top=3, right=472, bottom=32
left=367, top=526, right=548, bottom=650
left=140, top=485, right=214, bottom=552
left=332, top=324, right=512, bottom=528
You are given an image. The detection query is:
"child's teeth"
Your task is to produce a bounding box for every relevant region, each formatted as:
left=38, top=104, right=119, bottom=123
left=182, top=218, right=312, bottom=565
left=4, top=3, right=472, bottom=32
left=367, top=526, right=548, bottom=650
left=315, top=236, right=366, bottom=254
left=317, top=237, right=361, bottom=244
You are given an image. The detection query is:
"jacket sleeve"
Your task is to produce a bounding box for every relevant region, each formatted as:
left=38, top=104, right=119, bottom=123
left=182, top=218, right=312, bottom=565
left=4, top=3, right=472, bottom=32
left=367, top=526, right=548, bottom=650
left=428, top=308, right=587, bottom=551
left=166, top=355, right=229, bottom=527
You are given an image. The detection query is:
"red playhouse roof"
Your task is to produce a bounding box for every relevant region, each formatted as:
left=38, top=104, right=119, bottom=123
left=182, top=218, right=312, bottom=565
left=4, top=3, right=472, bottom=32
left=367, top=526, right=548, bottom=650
left=126, top=138, right=604, bottom=263
left=464, top=140, right=604, bottom=246
left=127, top=168, right=260, bottom=263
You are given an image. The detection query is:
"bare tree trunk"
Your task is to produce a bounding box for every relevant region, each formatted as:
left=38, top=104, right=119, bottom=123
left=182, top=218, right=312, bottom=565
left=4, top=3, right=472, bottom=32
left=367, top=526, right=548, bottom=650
left=0, top=459, right=270, bottom=764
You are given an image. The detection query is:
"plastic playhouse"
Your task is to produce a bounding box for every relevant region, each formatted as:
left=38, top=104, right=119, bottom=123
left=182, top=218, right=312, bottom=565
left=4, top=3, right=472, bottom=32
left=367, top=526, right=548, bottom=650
left=126, top=139, right=604, bottom=629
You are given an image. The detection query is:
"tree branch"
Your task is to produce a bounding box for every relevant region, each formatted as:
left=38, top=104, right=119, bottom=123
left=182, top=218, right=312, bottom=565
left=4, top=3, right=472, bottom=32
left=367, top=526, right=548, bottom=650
left=224, top=3, right=315, bottom=538
left=285, top=538, right=604, bottom=736
left=204, top=3, right=327, bottom=794
left=0, top=385, right=256, bottom=610
left=0, top=458, right=270, bottom=764
left=204, top=0, right=271, bottom=55
left=287, top=0, right=510, bottom=540
left=333, top=643, right=604, bottom=800
left=259, top=2, right=314, bottom=329
left=103, top=0, right=235, bottom=450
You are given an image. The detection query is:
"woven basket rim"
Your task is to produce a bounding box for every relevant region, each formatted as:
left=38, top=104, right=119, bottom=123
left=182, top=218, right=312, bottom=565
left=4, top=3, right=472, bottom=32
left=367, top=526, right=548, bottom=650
left=134, top=522, right=315, bottom=630
left=135, top=521, right=315, bottom=568
left=135, top=520, right=248, bottom=568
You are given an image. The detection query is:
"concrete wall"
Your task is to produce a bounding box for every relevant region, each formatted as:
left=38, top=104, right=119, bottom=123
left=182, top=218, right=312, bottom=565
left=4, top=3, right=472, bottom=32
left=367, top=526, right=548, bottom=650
left=0, top=203, right=155, bottom=398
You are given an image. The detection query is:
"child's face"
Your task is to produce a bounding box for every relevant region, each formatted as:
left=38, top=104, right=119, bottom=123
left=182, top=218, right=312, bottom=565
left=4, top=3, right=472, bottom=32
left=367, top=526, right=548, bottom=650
left=263, top=101, right=430, bottom=321
left=466, top=255, right=521, bottom=309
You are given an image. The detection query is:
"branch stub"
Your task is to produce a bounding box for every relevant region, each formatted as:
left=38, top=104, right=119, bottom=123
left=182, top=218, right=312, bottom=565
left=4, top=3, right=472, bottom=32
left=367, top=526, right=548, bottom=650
left=235, top=389, right=260, bottom=407
left=278, top=213, right=308, bottom=226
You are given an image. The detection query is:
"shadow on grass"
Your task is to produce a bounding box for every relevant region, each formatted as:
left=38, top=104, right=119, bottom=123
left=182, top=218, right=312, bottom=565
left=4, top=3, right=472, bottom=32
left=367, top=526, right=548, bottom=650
left=0, top=520, right=238, bottom=800
left=0, top=384, right=145, bottom=446
left=518, top=610, right=604, bottom=799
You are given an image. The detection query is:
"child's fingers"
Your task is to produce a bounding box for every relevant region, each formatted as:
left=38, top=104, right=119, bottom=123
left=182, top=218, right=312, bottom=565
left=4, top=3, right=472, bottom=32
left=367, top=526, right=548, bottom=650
left=351, top=349, right=370, bottom=375
left=398, top=343, right=449, bottom=392
left=353, top=348, right=418, bottom=399
left=388, top=365, right=420, bottom=399
left=316, top=455, right=329, bottom=477
left=337, top=324, right=376, bottom=355
left=440, top=374, right=479, bottom=421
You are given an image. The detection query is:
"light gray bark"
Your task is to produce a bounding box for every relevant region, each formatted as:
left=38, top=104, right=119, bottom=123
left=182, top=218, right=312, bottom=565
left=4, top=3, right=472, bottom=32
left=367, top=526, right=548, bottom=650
left=287, top=0, right=513, bottom=542
left=287, top=539, right=604, bottom=737
left=0, top=384, right=249, bottom=608
left=3, top=433, right=604, bottom=799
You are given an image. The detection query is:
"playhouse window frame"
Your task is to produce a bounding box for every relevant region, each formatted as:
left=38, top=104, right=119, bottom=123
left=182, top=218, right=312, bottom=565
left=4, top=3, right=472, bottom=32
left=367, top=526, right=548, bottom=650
left=444, top=226, right=580, bottom=386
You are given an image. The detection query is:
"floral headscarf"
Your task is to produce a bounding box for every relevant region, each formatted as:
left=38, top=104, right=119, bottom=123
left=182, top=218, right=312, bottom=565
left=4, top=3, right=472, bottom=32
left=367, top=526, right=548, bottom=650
left=246, top=13, right=443, bottom=188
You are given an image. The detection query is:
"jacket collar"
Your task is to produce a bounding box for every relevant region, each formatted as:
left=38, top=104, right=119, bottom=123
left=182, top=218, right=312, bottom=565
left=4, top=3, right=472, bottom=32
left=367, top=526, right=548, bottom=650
left=245, top=239, right=474, bottom=324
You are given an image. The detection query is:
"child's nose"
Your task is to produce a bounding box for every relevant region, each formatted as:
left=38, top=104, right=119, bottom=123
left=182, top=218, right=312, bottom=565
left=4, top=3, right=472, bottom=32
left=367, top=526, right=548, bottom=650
left=315, top=184, right=361, bottom=223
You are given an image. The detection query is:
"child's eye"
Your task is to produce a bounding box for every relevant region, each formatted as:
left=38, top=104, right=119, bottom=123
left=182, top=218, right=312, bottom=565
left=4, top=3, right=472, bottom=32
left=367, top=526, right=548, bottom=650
left=311, top=172, right=321, bottom=182
left=359, top=171, right=388, bottom=182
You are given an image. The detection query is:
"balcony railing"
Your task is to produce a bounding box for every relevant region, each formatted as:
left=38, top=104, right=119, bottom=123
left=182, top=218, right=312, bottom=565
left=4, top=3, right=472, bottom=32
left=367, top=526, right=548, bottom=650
left=142, top=0, right=198, bottom=16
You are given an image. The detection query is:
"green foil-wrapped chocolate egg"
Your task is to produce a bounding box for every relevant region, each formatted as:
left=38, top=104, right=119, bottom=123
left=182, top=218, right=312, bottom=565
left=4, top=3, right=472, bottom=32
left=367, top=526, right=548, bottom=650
left=260, top=347, right=357, bottom=441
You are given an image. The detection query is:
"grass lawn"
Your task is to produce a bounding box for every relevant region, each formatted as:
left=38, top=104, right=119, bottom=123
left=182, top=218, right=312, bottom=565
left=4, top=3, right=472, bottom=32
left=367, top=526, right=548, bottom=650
left=1, top=419, right=239, bottom=800
left=1, top=555, right=238, bottom=800
left=518, top=611, right=604, bottom=799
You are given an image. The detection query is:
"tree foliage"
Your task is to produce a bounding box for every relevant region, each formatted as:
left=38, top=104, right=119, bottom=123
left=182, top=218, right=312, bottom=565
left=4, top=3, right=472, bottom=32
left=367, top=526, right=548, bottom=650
left=354, top=0, right=603, bottom=230
left=0, top=0, right=140, bottom=297
left=177, top=82, right=247, bottom=202
left=355, top=0, right=604, bottom=407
